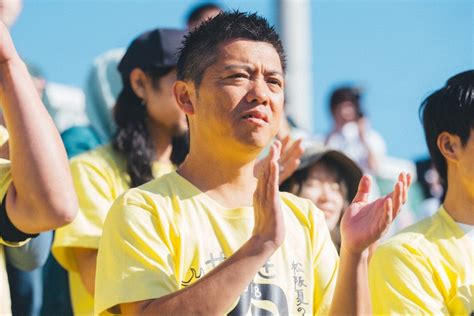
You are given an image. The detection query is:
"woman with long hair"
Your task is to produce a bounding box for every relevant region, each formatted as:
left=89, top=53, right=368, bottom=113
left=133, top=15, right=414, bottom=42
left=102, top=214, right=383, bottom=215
left=52, top=28, right=188, bottom=315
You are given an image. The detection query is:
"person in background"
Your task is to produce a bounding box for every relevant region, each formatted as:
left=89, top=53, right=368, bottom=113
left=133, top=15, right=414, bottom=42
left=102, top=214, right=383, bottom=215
left=186, top=2, right=223, bottom=29
left=94, top=11, right=410, bottom=315
left=5, top=232, right=52, bottom=316
left=325, top=86, right=386, bottom=175
left=280, top=145, right=362, bottom=252
left=415, top=158, right=444, bottom=217
left=369, top=70, right=473, bottom=314
left=0, top=20, right=77, bottom=315
left=52, top=28, right=188, bottom=315
left=61, top=48, right=125, bottom=158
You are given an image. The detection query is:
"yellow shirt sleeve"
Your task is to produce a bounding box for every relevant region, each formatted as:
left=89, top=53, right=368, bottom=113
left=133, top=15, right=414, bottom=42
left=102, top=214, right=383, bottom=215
left=94, top=191, right=179, bottom=315
left=0, top=158, right=11, bottom=205
left=53, top=157, right=118, bottom=272
left=309, top=202, right=339, bottom=315
left=0, top=126, right=9, bottom=147
left=369, top=240, right=447, bottom=314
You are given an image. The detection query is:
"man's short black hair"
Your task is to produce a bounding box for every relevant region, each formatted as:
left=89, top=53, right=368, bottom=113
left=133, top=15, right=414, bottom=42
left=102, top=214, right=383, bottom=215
left=419, top=70, right=474, bottom=193
left=177, top=11, right=286, bottom=86
left=186, top=2, right=222, bottom=27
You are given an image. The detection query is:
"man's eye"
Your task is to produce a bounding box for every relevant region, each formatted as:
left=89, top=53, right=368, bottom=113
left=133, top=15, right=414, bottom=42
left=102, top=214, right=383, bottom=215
left=267, top=78, right=283, bottom=87
left=228, top=73, right=248, bottom=79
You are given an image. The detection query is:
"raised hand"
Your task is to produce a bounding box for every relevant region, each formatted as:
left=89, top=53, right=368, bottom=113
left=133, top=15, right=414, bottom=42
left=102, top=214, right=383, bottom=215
left=252, top=141, right=285, bottom=249
left=254, top=136, right=304, bottom=185
left=277, top=135, right=304, bottom=184
left=340, top=172, right=412, bottom=254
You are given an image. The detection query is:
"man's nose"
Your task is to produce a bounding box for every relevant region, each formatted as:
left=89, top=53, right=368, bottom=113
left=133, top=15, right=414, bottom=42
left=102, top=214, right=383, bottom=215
left=246, top=78, right=269, bottom=105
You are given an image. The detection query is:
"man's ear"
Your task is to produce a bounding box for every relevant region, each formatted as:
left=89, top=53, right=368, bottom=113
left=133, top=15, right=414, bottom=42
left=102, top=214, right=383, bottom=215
left=173, top=80, right=195, bottom=115
left=437, top=132, right=460, bottom=162
left=129, top=68, right=147, bottom=99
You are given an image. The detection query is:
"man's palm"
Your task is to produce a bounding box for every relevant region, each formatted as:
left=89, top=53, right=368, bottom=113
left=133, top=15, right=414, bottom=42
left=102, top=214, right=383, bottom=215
left=340, top=173, right=410, bottom=253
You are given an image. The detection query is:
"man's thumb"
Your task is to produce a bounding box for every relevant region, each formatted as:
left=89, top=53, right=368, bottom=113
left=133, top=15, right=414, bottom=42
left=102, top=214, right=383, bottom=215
left=352, top=175, right=371, bottom=203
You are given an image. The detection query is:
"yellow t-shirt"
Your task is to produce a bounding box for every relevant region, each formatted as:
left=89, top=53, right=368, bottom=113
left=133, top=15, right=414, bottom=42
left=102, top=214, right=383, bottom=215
left=0, top=158, right=29, bottom=315
left=369, top=206, right=474, bottom=314
left=0, top=125, right=9, bottom=146
left=95, top=171, right=339, bottom=315
left=52, top=144, right=174, bottom=315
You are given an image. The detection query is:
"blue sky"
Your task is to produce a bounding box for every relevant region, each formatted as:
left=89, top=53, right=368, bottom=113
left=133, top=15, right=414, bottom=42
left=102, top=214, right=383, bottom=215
left=11, top=0, right=473, bottom=160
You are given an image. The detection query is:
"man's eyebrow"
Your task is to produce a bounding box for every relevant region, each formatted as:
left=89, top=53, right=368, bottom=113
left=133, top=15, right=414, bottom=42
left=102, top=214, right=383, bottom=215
left=266, top=70, right=284, bottom=77
left=223, top=64, right=253, bottom=72
left=223, top=64, right=283, bottom=76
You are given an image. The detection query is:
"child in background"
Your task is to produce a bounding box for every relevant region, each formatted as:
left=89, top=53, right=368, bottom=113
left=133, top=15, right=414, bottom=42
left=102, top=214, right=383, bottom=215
left=281, top=145, right=362, bottom=252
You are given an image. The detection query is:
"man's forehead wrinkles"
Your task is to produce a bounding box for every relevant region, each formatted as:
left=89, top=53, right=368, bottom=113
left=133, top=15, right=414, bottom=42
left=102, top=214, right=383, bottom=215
left=223, top=64, right=253, bottom=72
left=221, top=64, right=283, bottom=76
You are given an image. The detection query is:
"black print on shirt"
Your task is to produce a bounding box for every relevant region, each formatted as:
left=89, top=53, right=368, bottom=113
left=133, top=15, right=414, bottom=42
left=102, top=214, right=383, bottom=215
left=180, top=254, right=297, bottom=315
left=228, top=281, right=289, bottom=316
left=228, top=259, right=289, bottom=315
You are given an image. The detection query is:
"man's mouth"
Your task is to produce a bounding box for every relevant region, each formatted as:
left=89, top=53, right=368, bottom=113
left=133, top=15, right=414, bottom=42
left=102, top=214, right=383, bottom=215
left=241, top=110, right=269, bottom=124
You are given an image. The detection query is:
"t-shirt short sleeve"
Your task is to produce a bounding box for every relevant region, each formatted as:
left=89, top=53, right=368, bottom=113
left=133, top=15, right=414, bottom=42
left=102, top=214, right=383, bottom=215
left=94, top=191, right=179, bottom=315
left=53, top=156, right=117, bottom=272
left=309, top=201, right=339, bottom=314
left=369, top=239, right=447, bottom=314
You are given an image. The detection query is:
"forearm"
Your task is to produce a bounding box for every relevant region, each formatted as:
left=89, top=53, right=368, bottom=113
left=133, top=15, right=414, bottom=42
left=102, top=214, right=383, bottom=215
left=122, top=236, right=276, bottom=315
left=0, top=57, right=77, bottom=233
left=329, top=247, right=371, bottom=315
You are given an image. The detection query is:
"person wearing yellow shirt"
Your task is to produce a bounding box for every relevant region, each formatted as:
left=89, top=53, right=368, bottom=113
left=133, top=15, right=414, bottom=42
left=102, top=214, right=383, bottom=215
left=0, top=21, right=78, bottom=314
left=369, top=70, right=474, bottom=314
left=94, top=11, right=411, bottom=315
left=51, top=28, right=190, bottom=315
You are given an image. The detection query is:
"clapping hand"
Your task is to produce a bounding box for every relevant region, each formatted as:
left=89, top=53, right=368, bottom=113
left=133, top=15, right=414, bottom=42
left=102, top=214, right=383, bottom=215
left=340, top=172, right=412, bottom=254
left=252, top=141, right=285, bottom=250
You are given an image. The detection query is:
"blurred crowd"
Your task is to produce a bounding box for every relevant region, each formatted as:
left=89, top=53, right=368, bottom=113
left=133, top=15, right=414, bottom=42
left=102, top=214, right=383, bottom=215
left=0, top=1, right=471, bottom=316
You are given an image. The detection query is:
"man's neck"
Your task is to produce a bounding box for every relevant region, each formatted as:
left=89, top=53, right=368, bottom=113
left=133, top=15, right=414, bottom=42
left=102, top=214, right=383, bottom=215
left=149, top=123, right=173, bottom=164
left=443, top=174, right=474, bottom=225
left=177, top=146, right=259, bottom=209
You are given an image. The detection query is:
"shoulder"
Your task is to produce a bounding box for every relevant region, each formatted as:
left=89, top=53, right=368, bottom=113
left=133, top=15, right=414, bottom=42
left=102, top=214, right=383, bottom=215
left=113, top=172, right=183, bottom=214
left=279, top=191, right=326, bottom=228
left=70, top=143, right=124, bottom=172
left=373, top=214, right=441, bottom=263
left=279, top=191, right=315, bottom=212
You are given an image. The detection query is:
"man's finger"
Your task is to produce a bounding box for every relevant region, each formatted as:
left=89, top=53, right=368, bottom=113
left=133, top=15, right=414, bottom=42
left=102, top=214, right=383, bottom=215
left=279, top=158, right=301, bottom=185
left=352, top=175, right=371, bottom=204
left=380, top=197, right=393, bottom=233
left=392, top=181, right=403, bottom=216
left=280, top=135, right=290, bottom=152
left=398, top=172, right=408, bottom=204
left=279, top=138, right=303, bottom=165
left=266, top=143, right=280, bottom=198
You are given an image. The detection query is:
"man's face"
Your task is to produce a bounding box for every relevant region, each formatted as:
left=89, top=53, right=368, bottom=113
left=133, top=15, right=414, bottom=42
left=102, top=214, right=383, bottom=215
left=189, top=39, right=284, bottom=156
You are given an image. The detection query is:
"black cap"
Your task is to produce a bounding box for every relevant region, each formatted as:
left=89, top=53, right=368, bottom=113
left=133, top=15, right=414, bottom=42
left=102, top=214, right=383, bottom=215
left=118, top=28, right=185, bottom=81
